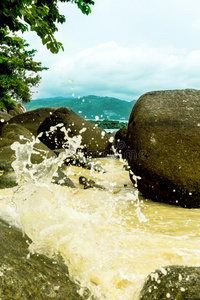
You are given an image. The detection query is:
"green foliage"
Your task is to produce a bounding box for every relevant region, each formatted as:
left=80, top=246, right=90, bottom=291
left=90, top=119, right=128, bottom=130
left=0, top=0, right=95, bottom=53
left=0, top=0, right=95, bottom=109
left=24, top=95, right=136, bottom=120
left=0, top=28, right=48, bottom=109
left=0, top=96, right=16, bottom=111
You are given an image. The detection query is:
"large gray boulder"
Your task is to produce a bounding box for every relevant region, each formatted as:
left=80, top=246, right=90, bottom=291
left=127, top=89, right=200, bottom=208
left=0, top=219, right=85, bottom=299
left=8, top=107, right=57, bottom=137
left=140, top=265, right=200, bottom=300
left=37, top=107, right=112, bottom=157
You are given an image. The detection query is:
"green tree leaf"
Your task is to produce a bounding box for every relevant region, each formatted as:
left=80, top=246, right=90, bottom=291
left=0, top=29, right=48, bottom=109
left=0, top=0, right=95, bottom=53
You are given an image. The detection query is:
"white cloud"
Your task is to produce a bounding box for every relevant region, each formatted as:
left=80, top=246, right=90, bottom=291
left=21, top=0, right=200, bottom=101
left=191, top=19, right=200, bottom=32
left=34, top=42, right=200, bottom=100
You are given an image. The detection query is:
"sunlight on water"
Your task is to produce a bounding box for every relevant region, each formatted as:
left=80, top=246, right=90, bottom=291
left=1, top=134, right=200, bottom=299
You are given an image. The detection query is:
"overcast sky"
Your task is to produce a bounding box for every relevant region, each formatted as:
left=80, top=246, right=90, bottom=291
left=22, top=0, right=200, bottom=101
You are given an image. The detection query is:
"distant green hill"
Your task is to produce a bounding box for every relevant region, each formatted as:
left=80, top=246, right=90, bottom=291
left=24, top=95, right=136, bottom=120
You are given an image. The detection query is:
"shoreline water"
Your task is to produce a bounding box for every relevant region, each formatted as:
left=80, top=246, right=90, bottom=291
left=1, top=156, right=200, bottom=299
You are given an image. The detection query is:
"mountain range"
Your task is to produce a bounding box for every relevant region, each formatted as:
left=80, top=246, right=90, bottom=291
left=24, top=95, right=136, bottom=120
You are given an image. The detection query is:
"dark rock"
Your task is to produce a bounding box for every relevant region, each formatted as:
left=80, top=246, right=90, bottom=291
left=54, top=149, right=106, bottom=173
left=8, top=109, right=20, bottom=117
left=114, top=126, right=128, bottom=158
left=8, top=107, right=57, bottom=137
left=140, top=265, right=200, bottom=300
left=0, top=171, right=17, bottom=189
left=127, top=89, right=200, bottom=208
left=0, top=124, right=56, bottom=188
left=0, top=218, right=85, bottom=299
left=91, top=163, right=106, bottom=173
left=79, top=176, right=105, bottom=190
left=123, top=165, right=131, bottom=171
left=64, top=154, right=106, bottom=173
left=52, top=167, right=74, bottom=188
left=37, top=107, right=112, bottom=157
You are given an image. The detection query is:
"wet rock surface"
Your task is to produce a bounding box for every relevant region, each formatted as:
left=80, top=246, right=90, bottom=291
left=79, top=176, right=106, bottom=190
left=140, top=265, right=200, bottom=300
left=0, top=123, right=56, bottom=188
left=52, top=166, right=74, bottom=188
left=64, top=154, right=106, bottom=173
left=127, top=89, right=200, bottom=208
left=0, top=219, right=85, bottom=299
left=37, top=107, right=112, bottom=157
left=114, top=126, right=128, bottom=158
left=0, top=106, right=110, bottom=189
left=8, top=107, right=56, bottom=137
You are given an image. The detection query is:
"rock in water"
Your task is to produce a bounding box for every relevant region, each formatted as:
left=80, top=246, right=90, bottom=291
left=139, top=265, right=200, bottom=300
left=8, top=107, right=57, bottom=137
left=127, top=89, right=200, bottom=208
left=64, top=153, right=106, bottom=173
left=114, top=127, right=128, bottom=158
left=0, top=123, right=74, bottom=189
left=79, top=176, right=105, bottom=190
left=0, top=219, right=85, bottom=299
left=52, top=166, right=74, bottom=188
left=37, top=107, right=112, bottom=157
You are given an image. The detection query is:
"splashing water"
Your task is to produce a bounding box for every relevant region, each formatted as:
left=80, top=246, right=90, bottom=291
left=1, top=127, right=200, bottom=299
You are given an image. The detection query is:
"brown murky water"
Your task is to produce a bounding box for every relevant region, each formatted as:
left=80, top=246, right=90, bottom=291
left=1, top=156, right=200, bottom=299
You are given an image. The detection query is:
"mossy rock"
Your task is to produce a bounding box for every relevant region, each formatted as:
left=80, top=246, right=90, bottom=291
left=37, top=107, right=112, bottom=157
left=8, top=107, right=57, bottom=137
left=127, top=89, right=200, bottom=208
left=0, top=124, right=56, bottom=188
left=0, top=219, right=87, bottom=299
left=140, top=265, right=200, bottom=300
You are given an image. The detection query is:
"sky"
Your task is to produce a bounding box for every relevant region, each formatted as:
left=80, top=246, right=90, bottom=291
left=22, top=0, right=200, bottom=101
